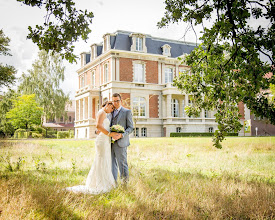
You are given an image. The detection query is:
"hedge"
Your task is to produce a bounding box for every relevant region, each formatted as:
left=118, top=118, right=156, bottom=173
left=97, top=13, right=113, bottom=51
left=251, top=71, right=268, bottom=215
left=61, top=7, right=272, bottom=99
left=170, top=132, right=238, bottom=137
left=14, top=129, right=30, bottom=139
left=57, top=131, right=70, bottom=139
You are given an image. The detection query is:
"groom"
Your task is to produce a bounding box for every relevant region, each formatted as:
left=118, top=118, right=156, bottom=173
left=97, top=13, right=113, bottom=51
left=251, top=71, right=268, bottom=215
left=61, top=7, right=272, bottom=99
left=109, top=93, right=133, bottom=183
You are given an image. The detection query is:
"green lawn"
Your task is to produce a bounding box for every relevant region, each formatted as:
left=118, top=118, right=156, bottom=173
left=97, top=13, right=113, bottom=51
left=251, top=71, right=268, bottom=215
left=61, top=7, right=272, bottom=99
left=0, top=137, right=274, bottom=219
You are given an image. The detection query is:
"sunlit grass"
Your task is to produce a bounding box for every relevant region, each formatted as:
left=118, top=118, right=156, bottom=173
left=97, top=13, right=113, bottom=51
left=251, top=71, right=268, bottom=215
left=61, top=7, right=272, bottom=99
left=0, top=137, right=274, bottom=219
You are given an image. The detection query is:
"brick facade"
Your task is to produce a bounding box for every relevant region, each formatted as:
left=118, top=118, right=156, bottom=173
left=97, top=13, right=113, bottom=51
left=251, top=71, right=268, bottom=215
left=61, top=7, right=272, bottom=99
left=120, top=58, right=133, bottom=82
left=120, top=93, right=131, bottom=109
left=146, top=60, right=158, bottom=84
left=149, top=94, right=159, bottom=118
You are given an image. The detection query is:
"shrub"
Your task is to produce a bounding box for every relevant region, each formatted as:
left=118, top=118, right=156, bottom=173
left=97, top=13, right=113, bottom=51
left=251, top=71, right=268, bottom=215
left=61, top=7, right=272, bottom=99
left=69, top=130, right=74, bottom=138
left=170, top=132, right=238, bottom=137
left=14, top=129, right=28, bottom=139
left=57, top=131, right=70, bottom=139
left=32, top=132, right=43, bottom=138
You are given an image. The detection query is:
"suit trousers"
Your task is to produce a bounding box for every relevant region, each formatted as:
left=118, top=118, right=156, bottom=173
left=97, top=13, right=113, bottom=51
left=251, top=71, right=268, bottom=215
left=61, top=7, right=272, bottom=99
left=111, top=141, right=129, bottom=182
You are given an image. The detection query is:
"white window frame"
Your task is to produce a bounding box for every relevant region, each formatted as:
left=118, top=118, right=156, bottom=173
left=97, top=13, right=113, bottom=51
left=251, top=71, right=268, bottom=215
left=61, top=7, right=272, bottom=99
left=182, top=100, right=185, bottom=117
left=133, top=97, right=146, bottom=117
left=104, top=63, right=109, bottom=83
left=141, top=127, right=147, bottom=137
left=176, top=127, right=181, bottom=133
left=209, top=127, right=213, bottom=133
left=171, top=99, right=179, bottom=117
left=91, top=71, right=95, bottom=87
left=162, top=44, right=171, bottom=56
left=129, top=33, right=147, bottom=53
left=134, top=127, right=139, bottom=137
left=134, top=63, right=145, bottom=83
left=165, top=67, right=173, bottom=83
left=136, top=37, right=143, bottom=51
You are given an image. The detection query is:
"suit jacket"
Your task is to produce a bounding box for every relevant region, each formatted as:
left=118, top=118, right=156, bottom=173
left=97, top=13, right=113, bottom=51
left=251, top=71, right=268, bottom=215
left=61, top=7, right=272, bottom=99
left=108, top=106, right=134, bottom=148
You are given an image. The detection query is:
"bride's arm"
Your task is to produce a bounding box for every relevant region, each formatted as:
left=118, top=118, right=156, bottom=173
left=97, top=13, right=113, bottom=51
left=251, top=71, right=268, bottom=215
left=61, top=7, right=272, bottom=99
left=96, top=111, right=110, bottom=136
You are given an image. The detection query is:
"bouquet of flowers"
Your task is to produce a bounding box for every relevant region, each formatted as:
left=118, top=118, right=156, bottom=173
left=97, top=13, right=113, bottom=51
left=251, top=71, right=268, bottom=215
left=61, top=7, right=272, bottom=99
left=110, top=124, right=125, bottom=143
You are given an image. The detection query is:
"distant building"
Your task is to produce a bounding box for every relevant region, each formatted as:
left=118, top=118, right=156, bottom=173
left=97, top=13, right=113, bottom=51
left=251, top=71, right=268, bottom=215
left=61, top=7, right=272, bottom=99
left=74, top=30, right=219, bottom=139
left=43, top=100, right=75, bottom=132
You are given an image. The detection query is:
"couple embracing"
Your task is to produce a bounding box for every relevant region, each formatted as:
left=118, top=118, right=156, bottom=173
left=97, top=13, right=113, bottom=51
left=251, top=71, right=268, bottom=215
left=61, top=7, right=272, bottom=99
left=66, top=93, right=134, bottom=194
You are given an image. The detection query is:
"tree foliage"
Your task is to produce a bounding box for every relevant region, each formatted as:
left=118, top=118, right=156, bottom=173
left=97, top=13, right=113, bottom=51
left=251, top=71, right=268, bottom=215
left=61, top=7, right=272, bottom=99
left=18, top=50, right=69, bottom=121
left=158, top=0, right=275, bottom=148
left=6, top=94, right=43, bottom=130
left=16, top=0, right=94, bottom=63
left=0, top=29, right=16, bottom=88
left=0, top=90, right=18, bottom=137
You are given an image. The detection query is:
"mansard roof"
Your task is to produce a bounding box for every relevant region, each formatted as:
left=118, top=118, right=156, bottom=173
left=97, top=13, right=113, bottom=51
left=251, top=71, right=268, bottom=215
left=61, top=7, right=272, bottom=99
left=110, top=30, right=197, bottom=58
left=84, top=30, right=197, bottom=64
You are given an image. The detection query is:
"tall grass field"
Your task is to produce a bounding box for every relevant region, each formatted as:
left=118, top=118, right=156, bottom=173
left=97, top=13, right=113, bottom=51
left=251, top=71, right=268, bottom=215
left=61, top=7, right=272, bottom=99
left=0, top=137, right=274, bottom=219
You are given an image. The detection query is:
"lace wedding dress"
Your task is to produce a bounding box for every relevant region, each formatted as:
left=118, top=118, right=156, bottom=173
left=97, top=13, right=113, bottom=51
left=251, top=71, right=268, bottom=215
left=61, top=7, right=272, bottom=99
left=66, top=109, right=116, bottom=194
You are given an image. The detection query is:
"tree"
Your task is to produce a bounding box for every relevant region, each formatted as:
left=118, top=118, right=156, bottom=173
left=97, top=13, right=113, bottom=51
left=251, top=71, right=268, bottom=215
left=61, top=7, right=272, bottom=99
left=6, top=94, right=43, bottom=130
left=158, top=0, right=275, bottom=148
left=16, top=0, right=94, bottom=63
left=18, top=50, right=70, bottom=122
left=0, top=90, right=18, bottom=137
left=0, top=29, right=16, bottom=88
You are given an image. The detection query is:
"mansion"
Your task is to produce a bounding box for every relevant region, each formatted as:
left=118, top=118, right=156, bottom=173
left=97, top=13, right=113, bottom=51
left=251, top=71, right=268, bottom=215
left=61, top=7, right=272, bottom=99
left=74, top=30, right=240, bottom=139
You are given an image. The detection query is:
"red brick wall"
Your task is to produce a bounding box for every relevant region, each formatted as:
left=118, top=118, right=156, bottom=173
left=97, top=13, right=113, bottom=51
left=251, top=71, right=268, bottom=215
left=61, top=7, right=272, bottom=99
left=149, top=94, right=159, bottom=118
left=120, top=58, right=133, bottom=82
left=120, top=93, right=131, bottom=109
left=238, top=102, right=245, bottom=119
left=146, top=61, right=158, bottom=84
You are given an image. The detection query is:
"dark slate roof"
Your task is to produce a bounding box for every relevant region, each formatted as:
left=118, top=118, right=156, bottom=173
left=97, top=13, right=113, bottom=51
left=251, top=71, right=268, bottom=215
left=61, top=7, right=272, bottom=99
left=89, top=30, right=197, bottom=59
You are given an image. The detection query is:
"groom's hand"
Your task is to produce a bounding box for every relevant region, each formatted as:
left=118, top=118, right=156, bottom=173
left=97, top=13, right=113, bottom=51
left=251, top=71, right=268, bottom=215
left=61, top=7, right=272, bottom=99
left=115, top=133, right=123, bottom=140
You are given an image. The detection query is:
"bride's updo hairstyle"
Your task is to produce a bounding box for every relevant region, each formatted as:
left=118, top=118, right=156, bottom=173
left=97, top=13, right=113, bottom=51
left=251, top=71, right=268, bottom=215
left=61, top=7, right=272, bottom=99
left=102, top=101, right=113, bottom=107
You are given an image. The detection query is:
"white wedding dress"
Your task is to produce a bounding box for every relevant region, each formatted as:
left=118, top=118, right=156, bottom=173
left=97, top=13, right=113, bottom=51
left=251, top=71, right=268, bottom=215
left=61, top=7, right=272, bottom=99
left=66, top=109, right=116, bottom=194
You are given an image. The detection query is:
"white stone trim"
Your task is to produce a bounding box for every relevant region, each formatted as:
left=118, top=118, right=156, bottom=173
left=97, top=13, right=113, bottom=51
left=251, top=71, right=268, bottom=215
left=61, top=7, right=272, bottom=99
left=129, top=33, right=147, bottom=53
left=161, top=44, right=171, bottom=57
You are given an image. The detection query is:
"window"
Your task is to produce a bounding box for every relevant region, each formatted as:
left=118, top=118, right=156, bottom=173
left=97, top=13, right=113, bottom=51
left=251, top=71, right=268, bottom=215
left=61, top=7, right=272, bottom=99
left=130, top=33, right=147, bottom=52
left=134, top=63, right=145, bottom=83
left=165, top=68, right=173, bottom=83
left=134, top=128, right=139, bottom=137
left=104, top=64, right=109, bottom=83
left=176, top=127, right=181, bottom=133
left=103, top=97, right=108, bottom=104
left=141, top=128, right=147, bottom=137
left=205, top=110, right=209, bottom=118
left=162, top=44, right=171, bottom=56
left=171, top=99, right=179, bottom=117
left=133, top=97, right=146, bottom=117
left=136, top=37, right=143, bottom=51
left=182, top=100, right=185, bottom=117
left=80, top=75, right=85, bottom=88
left=91, top=71, right=95, bottom=87
left=69, top=116, right=72, bottom=122
left=209, top=127, right=213, bottom=133
left=60, top=116, right=63, bottom=122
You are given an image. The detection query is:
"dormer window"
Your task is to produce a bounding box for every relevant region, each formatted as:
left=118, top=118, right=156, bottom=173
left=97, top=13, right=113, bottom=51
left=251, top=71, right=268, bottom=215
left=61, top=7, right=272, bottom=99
left=136, top=37, right=143, bottom=51
left=162, top=44, right=171, bottom=57
left=103, top=34, right=111, bottom=52
left=91, top=44, right=97, bottom=60
left=130, top=33, right=147, bottom=53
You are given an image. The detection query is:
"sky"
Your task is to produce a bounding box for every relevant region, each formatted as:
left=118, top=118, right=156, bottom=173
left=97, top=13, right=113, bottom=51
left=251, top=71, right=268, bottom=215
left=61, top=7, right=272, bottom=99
left=0, top=0, right=269, bottom=99
left=1, top=0, right=202, bottom=99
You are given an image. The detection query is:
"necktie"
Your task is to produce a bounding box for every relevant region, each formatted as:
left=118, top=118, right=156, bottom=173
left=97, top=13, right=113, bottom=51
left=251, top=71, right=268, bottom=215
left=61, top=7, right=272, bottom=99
left=114, top=109, right=118, bottom=118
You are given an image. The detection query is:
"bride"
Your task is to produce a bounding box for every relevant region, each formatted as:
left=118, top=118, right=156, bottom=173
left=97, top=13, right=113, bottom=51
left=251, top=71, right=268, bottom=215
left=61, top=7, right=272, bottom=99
left=66, top=101, right=116, bottom=194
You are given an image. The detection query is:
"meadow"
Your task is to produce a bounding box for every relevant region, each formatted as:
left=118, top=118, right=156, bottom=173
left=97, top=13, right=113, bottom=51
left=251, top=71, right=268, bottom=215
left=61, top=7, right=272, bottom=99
left=0, top=137, right=274, bottom=219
